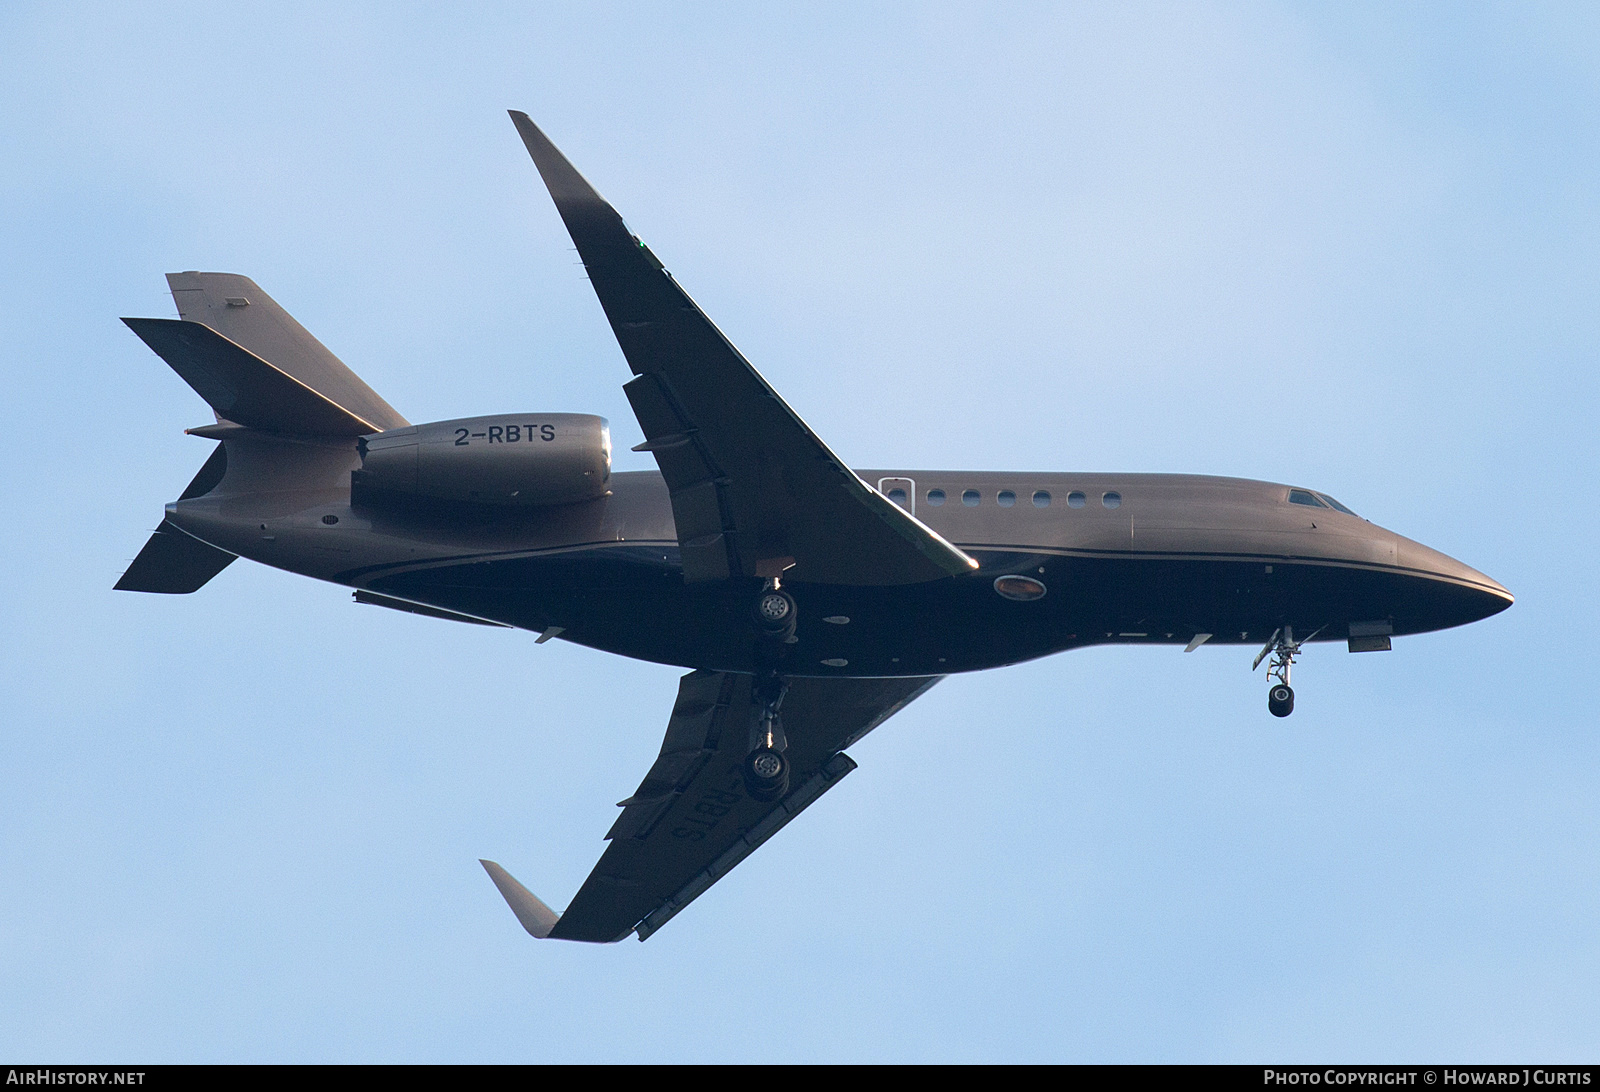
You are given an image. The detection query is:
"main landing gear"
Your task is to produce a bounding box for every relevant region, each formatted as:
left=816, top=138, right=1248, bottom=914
left=745, top=669, right=791, bottom=800
left=745, top=580, right=796, bottom=801
left=1253, top=625, right=1322, bottom=718
left=754, top=587, right=797, bottom=642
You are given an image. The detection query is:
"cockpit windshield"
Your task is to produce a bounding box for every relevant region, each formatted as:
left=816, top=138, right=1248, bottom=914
left=1288, top=488, right=1359, bottom=516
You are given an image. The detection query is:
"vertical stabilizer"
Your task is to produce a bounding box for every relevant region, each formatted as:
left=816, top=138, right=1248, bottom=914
left=165, top=272, right=409, bottom=431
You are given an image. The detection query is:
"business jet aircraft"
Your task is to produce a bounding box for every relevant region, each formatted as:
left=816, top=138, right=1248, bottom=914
left=115, top=112, right=1512, bottom=943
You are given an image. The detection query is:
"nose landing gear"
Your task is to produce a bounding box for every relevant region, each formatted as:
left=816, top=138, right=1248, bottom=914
left=1253, top=625, right=1321, bottom=718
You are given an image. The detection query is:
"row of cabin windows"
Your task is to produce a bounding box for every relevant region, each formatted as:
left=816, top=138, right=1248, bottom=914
left=898, top=488, right=1124, bottom=510
left=886, top=485, right=1357, bottom=515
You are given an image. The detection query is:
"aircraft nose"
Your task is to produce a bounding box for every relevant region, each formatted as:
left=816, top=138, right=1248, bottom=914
left=1393, top=533, right=1513, bottom=631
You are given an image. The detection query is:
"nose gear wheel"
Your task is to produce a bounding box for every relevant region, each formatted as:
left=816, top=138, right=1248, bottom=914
left=1252, top=625, right=1321, bottom=718
left=1268, top=684, right=1295, bottom=718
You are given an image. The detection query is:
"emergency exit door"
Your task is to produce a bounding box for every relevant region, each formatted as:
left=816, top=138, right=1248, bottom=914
left=877, top=477, right=915, bottom=515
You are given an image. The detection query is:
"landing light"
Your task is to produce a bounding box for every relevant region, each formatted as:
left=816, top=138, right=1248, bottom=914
left=994, top=575, right=1047, bottom=601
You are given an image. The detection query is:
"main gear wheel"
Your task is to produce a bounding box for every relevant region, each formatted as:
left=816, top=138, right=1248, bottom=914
left=743, top=747, right=790, bottom=801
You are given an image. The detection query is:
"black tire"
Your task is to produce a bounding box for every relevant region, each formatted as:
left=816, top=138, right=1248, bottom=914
left=743, top=747, right=790, bottom=801
left=754, top=590, right=797, bottom=640
left=1268, top=684, right=1295, bottom=718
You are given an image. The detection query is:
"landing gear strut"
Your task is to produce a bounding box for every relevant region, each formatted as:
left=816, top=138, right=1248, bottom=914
left=744, top=669, right=790, bottom=801
left=745, top=576, right=796, bottom=801
left=1253, top=625, right=1321, bottom=718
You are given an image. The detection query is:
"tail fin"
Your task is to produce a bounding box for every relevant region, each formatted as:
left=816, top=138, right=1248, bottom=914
left=164, top=272, right=408, bottom=431
left=117, top=272, right=406, bottom=591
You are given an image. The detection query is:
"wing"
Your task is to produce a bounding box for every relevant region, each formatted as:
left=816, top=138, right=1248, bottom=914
left=509, top=112, right=976, bottom=587
left=487, top=670, right=941, bottom=942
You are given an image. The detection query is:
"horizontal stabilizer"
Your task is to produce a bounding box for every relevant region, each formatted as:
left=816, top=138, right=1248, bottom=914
left=122, top=318, right=380, bottom=437
left=479, top=860, right=561, bottom=939
left=165, top=272, right=408, bottom=432
left=115, top=519, right=235, bottom=593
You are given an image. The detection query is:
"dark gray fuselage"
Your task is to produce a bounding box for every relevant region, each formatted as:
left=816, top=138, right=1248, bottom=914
left=165, top=434, right=1512, bottom=678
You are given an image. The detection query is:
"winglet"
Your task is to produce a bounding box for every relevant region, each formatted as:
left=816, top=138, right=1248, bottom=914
left=508, top=110, right=609, bottom=212
left=479, top=859, right=561, bottom=939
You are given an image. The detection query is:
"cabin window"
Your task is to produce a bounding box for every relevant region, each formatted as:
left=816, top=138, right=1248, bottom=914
left=926, top=488, right=946, bottom=507
left=997, top=490, right=1016, bottom=508
left=1067, top=491, right=1087, bottom=508
left=1102, top=491, right=1122, bottom=509
left=962, top=489, right=981, bottom=507
left=887, top=487, right=908, bottom=505
left=1032, top=490, right=1051, bottom=508
left=1318, top=493, right=1357, bottom=515
left=1288, top=489, right=1327, bottom=508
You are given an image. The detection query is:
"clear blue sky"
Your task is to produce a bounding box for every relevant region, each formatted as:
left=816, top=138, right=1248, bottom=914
left=2, top=1, right=1596, bottom=1062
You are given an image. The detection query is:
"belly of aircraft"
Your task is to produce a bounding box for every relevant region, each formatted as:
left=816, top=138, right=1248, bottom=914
left=362, top=543, right=1507, bottom=677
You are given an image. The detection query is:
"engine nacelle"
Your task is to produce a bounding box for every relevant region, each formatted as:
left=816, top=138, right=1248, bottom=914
left=357, top=413, right=610, bottom=507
